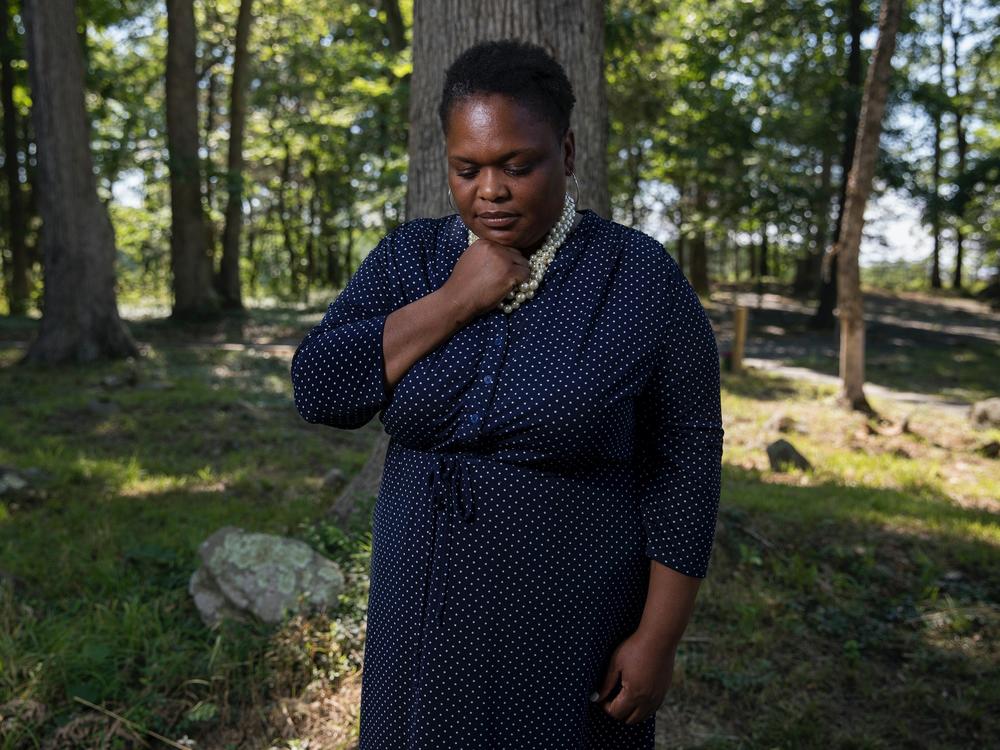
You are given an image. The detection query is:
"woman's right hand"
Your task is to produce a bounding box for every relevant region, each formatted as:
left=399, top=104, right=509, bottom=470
left=441, top=238, right=531, bottom=319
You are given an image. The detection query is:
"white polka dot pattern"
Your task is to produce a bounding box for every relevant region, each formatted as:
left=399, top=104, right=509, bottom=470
left=290, top=210, right=724, bottom=749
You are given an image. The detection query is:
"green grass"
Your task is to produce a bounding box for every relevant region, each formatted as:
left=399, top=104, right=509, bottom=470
left=0, top=328, right=377, bottom=750
left=1, top=315, right=998, bottom=749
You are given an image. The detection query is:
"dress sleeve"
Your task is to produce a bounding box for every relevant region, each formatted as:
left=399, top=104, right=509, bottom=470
left=290, top=232, right=405, bottom=429
left=633, top=256, right=724, bottom=578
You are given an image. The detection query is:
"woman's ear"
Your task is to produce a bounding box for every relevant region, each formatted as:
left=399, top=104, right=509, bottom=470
left=562, top=128, right=576, bottom=175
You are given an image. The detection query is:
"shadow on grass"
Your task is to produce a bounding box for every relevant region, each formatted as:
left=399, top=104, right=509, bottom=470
left=659, top=465, right=999, bottom=748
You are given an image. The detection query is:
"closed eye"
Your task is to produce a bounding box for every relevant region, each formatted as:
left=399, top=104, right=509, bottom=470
left=504, top=164, right=532, bottom=176
left=454, top=163, right=534, bottom=179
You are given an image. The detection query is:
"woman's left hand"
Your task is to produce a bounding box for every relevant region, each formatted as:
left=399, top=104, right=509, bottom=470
left=591, top=630, right=676, bottom=724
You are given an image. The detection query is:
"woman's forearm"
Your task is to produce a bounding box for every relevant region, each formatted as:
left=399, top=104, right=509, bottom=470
left=634, top=559, right=702, bottom=660
left=382, top=287, right=476, bottom=390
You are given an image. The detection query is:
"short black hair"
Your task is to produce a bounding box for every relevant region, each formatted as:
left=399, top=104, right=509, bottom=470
left=438, top=39, right=576, bottom=140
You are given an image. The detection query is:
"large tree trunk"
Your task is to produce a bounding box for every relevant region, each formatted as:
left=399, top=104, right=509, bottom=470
left=1, top=0, right=30, bottom=315
left=813, top=0, right=865, bottom=330
left=20, top=0, right=136, bottom=362
left=217, top=0, right=254, bottom=310
left=166, top=0, right=218, bottom=318
left=836, top=0, right=904, bottom=413
left=406, top=0, right=608, bottom=219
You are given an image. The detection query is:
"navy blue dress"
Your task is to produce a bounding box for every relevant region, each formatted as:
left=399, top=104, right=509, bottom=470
left=291, top=209, right=724, bottom=749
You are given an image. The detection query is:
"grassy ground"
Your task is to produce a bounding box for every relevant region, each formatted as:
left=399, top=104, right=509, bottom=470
left=0, top=305, right=997, bottom=749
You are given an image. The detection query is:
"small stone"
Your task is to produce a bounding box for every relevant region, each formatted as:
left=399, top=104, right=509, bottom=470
left=977, top=441, right=999, bottom=459
left=322, top=468, right=345, bottom=487
left=969, top=398, right=1000, bottom=430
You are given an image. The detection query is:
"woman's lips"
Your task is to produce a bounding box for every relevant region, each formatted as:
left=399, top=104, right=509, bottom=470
left=478, top=214, right=519, bottom=229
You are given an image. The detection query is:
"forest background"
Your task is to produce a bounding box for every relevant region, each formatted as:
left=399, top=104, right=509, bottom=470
left=1, top=0, right=997, bottom=318
left=1, top=1, right=999, bottom=749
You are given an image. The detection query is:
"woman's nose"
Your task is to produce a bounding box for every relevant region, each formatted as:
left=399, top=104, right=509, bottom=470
left=478, top=168, right=509, bottom=201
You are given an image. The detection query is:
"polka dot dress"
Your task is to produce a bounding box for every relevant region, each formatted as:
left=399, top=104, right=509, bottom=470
left=290, top=209, right=724, bottom=749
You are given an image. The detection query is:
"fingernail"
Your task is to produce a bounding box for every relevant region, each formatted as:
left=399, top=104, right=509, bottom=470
left=589, top=691, right=600, bottom=702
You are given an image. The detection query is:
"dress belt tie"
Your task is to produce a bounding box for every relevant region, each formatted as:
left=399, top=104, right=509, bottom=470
left=426, top=454, right=477, bottom=624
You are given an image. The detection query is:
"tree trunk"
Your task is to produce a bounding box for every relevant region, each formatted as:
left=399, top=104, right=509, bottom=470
left=166, top=0, right=218, bottom=318
left=930, top=0, right=945, bottom=289
left=1, top=0, right=30, bottom=315
left=813, top=0, right=865, bottom=329
left=379, top=0, right=406, bottom=53
left=20, top=0, right=136, bottom=362
left=949, top=2, right=966, bottom=291
left=689, top=183, right=709, bottom=295
left=836, top=0, right=904, bottom=413
left=758, top=225, right=769, bottom=278
left=406, top=0, right=608, bottom=219
left=217, top=0, right=254, bottom=310
left=794, top=145, right=833, bottom=295
left=278, top=140, right=297, bottom=297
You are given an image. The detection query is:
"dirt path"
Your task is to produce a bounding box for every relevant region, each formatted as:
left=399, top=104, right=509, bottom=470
left=709, top=285, right=998, bottom=410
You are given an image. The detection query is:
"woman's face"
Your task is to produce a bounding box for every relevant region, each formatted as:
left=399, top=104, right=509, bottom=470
left=445, top=93, right=575, bottom=253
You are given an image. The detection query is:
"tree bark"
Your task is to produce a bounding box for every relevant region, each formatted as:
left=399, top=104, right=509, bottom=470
left=20, top=0, right=136, bottom=363
left=217, top=0, right=254, bottom=310
left=689, top=183, right=709, bottom=295
left=379, top=0, right=406, bottom=53
left=794, top=144, right=833, bottom=295
left=406, top=0, right=608, bottom=219
left=930, top=0, right=945, bottom=289
left=1, top=0, right=30, bottom=315
left=166, top=0, right=218, bottom=318
left=813, top=0, right=865, bottom=329
left=836, top=0, right=904, bottom=413
left=949, top=1, right=966, bottom=291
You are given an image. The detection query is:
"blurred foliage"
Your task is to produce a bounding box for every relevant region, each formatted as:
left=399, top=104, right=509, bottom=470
left=0, top=0, right=997, bottom=313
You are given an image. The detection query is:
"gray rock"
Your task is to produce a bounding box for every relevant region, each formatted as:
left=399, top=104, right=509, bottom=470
left=766, top=439, right=813, bottom=472
left=188, top=526, right=344, bottom=627
left=970, top=398, right=1000, bottom=429
left=0, top=470, right=27, bottom=495
left=322, top=467, right=346, bottom=487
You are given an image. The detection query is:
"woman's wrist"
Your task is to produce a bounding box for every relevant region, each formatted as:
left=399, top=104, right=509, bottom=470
left=635, top=559, right=701, bottom=661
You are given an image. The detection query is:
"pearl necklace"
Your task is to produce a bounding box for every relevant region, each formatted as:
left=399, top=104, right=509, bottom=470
left=467, top=193, right=577, bottom=314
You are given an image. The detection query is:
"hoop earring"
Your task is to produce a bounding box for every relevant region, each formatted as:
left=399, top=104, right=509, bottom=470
left=447, top=189, right=458, bottom=213
left=568, top=172, right=581, bottom=205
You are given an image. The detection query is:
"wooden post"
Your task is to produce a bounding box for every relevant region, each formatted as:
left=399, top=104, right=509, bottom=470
left=732, top=306, right=748, bottom=373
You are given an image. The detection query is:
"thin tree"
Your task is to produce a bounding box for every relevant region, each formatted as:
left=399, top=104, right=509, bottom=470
left=166, top=0, right=218, bottom=318
left=217, top=0, right=254, bottom=310
left=948, top=0, right=968, bottom=290
left=835, top=0, right=905, bottom=412
left=20, top=0, right=136, bottom=363
left=812, top=0, right=866, bottom=330
left=929, top=0, right=946, bottom=289
left=406, top=0, right=608, bottom=219
left=1, top=0, right=30, bottom=315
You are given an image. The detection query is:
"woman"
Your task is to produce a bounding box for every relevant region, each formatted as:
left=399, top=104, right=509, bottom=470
left=291, top=39, right=723, bottom=749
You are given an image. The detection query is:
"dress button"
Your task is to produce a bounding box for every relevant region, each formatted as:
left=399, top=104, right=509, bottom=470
left=469, top=412, right=480, bottom=424
left=494, top=335, right=503, bottom=348
left=483, top=375, right=493, bottom=385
